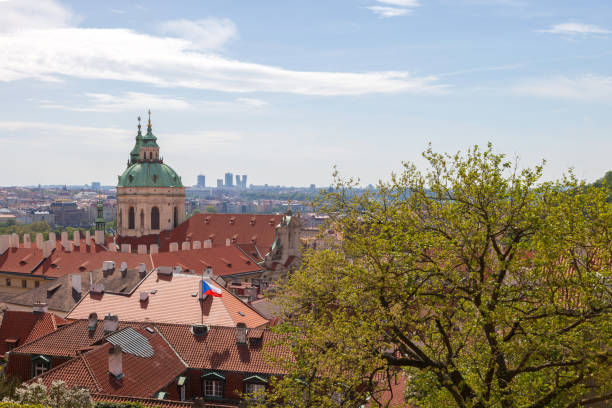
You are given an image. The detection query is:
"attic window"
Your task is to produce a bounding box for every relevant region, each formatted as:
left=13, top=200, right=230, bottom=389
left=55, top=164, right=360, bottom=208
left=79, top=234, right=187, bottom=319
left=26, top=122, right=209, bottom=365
left=153, top=175, right=158, bottom=183
left=205, top=217, right=210, bottom=224
left=129, top=175, right=134, bottom=183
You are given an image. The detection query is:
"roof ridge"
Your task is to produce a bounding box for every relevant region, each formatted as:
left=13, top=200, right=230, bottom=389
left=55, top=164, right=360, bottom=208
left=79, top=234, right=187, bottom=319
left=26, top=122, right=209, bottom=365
left=80, top=351, right=104, bottom=392
left=153, top=324, right=188, bottom=368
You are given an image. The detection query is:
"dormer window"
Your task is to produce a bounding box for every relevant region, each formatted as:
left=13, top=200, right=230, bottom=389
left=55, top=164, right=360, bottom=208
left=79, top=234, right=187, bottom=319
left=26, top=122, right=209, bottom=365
left=129, top=175, right=134, bottom=183
left=244, top=375, right=268, bottom=396
left=153, top=175, right=158, bottom=183
left=202, top=372, right=225, bottom=399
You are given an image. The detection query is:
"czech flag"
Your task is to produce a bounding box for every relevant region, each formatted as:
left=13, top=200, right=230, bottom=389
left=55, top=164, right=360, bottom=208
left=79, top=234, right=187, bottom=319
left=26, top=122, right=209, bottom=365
left=201, top=279, right=222, bottom=297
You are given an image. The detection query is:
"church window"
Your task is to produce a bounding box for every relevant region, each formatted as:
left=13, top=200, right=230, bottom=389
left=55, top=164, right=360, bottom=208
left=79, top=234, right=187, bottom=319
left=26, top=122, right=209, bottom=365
left=129, top=175, right=133, bottom=183
left=173, top=207, right=178, bottom=228
left=140, top=210, right=144, bottom=229
left=151, top=207, right=160, bottom=230
left=153, top=175, right=157, bottom=183
left=128, top=207, right=135, bottom=229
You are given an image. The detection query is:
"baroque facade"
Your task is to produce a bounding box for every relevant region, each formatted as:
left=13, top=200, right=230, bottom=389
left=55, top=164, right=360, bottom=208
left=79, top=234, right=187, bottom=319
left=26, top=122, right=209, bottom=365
left=116, top=114, right=185, bottom=240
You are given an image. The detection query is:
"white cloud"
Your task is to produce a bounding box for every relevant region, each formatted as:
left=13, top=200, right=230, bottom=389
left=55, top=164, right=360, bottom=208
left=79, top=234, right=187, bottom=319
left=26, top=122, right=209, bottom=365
left=367, top=6, right=412, bottom=17
left=235, top=98, right=269, bottom=107
left=375, top=0, right=419, bottom=6
left=0, top=121, right=126, bottom=147
left=0, top=0, right=76, bottom=32
left=540, top=22, right=610, bottom=36
left=368, top=0, right=419, bottom=18
left=41, top=92, right=192, bottom=112
left=159, top=18, right=237, bottom=50
left=513, top=75, right=612, bottom=101
left=0, top=0, right=442, bottom=96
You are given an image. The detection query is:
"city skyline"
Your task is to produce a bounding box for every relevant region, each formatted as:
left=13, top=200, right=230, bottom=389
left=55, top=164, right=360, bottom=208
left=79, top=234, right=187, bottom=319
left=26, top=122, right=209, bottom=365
left=1, top=0, right=611, bottom=187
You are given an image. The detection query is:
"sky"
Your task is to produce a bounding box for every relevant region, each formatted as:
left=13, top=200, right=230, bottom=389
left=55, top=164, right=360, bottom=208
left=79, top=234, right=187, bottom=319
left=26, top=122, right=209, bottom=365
left=0, top=0, right=611, bottom=187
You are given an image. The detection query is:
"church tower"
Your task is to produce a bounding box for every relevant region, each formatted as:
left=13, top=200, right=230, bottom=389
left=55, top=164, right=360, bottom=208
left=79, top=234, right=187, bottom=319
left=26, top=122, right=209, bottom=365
left=116, top=113, right=186, bottom=243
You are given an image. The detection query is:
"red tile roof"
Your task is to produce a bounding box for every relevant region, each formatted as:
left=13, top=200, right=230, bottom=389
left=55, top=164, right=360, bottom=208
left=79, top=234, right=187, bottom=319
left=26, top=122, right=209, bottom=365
left=0, top=247, right=45, bottom=274
left=11, top=319, right=148, bottom=357
left=156, top=323, right=289, bottom=374
left=0, top=310, right=67, bottom=355
left=66, top=273, right=269, bottom=328
left=35, top=250, right=153, bottom=278
left=155, top=214, right=283, bottom=252
left=92, top=395, right=209, bottom=408
left=33, top=327, right=187, bottom=399
left=151, top=246, right=262, bottom=277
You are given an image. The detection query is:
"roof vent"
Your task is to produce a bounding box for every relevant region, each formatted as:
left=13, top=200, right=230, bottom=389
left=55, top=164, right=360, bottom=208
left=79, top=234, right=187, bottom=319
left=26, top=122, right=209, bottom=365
left=229, top=217, right=236, bottom=225
left=250, top=217, right=256, bottom=225
left=190, top=324, right=208, bottom=336
left=88, top=312, right=98, bottom=331
left=145, top=326, right=155, bottom=334
left=204, top=216, right=210, bottom=224
left=173, top=266, right=182, bottom=274
left=103, top=313, right=119, bottom=333
left=140, top=291, right=149, bottom=302
left=157, top=266, right=172, bottom=276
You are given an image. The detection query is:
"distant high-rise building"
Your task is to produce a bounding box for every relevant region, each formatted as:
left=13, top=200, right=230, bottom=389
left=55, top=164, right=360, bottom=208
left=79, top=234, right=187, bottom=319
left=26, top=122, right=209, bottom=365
left=225, top=172, right=233, bottom=187
left=235, top=174, right=241, bottom=187
left=197, top=174, right=206, bottom=188
left=217, top=179, right=223, bottom=188
left=91, top=182, right=101, bottom=191
left=242, top=175, right=248, bottom=189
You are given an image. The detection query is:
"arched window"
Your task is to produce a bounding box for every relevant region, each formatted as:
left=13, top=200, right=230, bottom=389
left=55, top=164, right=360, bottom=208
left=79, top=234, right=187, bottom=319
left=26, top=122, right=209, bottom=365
left=173, top=207, right=178, bottom=228
left=128, top=207, right=135, bottom=229
left=149, top=151, right=152, bottom=159
left=151, top=207, right=160, bottom=230
left=119, top=210, right=122, bottom=229
left=140, top=209, right=144, bottom=229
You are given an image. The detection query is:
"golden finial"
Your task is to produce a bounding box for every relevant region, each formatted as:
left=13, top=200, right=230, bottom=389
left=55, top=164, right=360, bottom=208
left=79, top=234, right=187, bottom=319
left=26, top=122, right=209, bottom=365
left=147, top=110, right=152, bottom=131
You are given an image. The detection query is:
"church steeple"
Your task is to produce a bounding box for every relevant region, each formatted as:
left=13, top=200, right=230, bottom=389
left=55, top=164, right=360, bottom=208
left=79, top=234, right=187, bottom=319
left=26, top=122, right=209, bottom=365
left=129, top=116, right=143, bottom=166
left=95, top=199, right=106, bottom=232
left=140, top=110, right=160, bottom=162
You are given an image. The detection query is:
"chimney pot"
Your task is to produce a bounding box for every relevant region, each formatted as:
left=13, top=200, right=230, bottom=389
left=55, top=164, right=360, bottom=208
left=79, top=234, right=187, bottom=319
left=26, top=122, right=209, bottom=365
left=33, top=302, right=48, bottom=314
left=88, top=312, right=98, bottom=331
left=108, top=344, right=123, bottom=379
left=103, top=313, right=119, bottom=333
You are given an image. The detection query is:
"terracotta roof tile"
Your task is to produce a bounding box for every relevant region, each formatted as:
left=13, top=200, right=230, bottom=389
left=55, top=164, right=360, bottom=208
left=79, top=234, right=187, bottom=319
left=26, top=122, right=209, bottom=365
left=11, top=319, right=149, bottom=357
left=92, top=395, right=204, bottom=408
left=0, top=247, right=45, bottom=274
left=33, top=327, right=187, bottom=398
left=151, top=246, right=262, bottom=277
left=36, top=251, right=152, bottom=278
left=156, top=323, right=288, bottom=374
left=0, top=310, right=67, bottom=355
left=131, top=214, right=282, bottom=252
left=66, top=273, right=269, bottom=328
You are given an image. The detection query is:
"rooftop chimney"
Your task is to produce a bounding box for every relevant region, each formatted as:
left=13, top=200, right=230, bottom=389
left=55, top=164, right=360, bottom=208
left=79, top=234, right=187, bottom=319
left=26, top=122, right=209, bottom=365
left=236, top=323, right=247, bottom=345
left=0, top=235, right=9, bottom=255
left=71, top=274, right=82, bottom=299
left=33, top=302, right=48, bottom=314
left=108, top=344, right=123, bottom=379
left=225, top=238, right=231, bottom=247
left=138, top=263, right=147, bottom=279
left=103, top=313, right=119, bottom=333
left=157, top=266, right=173, bottom=276
left=91, top=283, right=104, bottom=294
left=102, top=261, right=115, bottom=273
left=120, top=262, right=128, bottom=276
left=140, top=291, right=149, bottom=302
left=88, top=312, right=98, bottom=331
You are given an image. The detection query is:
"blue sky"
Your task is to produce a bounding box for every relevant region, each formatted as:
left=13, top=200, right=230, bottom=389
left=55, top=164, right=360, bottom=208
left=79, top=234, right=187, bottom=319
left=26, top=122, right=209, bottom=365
left=0, top=0, right=610, bottom=187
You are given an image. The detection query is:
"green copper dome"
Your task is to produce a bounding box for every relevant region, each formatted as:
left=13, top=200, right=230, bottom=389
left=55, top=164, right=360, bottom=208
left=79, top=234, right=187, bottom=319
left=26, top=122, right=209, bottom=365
left=117, top=162, right=183, bottom=188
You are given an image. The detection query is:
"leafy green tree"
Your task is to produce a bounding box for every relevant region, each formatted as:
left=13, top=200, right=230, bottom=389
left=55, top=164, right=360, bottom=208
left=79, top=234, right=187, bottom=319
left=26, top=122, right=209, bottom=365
left=593, top=170, right=612, bottom=203
left=204, top=206, right=218, bottom=213
left=263, top=144, right=612, bottom=408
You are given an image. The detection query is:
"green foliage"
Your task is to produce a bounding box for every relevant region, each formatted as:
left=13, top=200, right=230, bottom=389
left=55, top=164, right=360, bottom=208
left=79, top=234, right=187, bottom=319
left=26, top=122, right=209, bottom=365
left=0, top=222, right=50, bottom=239
left=0, top=376, right=21, bottom=401
left=204, top=206, right=218, bottom=213
left=263, top=144, right=612, bottom=408
left=0, top=402, right=45, bottom=408
left=593, top=170, right=612, bottom=202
